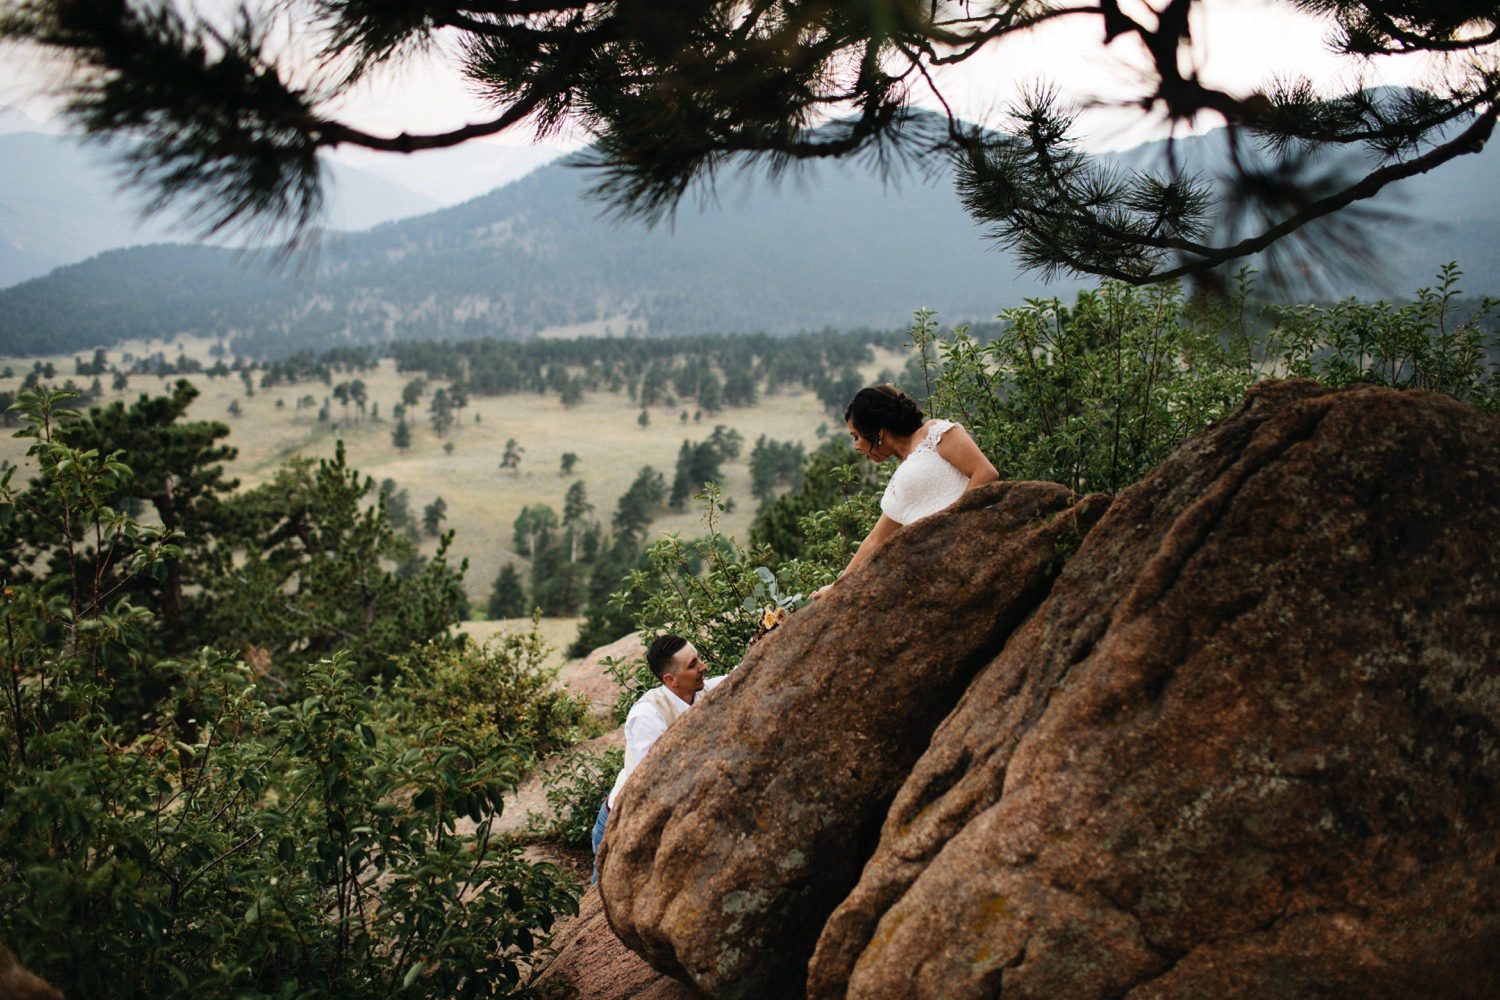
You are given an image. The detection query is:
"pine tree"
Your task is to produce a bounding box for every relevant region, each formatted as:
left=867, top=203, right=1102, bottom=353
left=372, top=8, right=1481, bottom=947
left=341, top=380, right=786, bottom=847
left=401, top=378, right=426, bottom=409
left=500, top=438, right=524, bottom=474
left=487, top=563, right=528, bottom=619
left=428, top=388, right=454, bottom=436
left=422, top=497, right=448, bottom=537
left=8, top=1, right=1495, bottom=285
left=530, top=541, right=584, bottom=616
left=378, top=479, right=417, bottom=538
left=513, top=504, right=558, bottom=558
left=391, top=418, right=411, bottom=451
left=612, top=466, right=666, bottom=543
left=562, top=481, right=594, bottom=562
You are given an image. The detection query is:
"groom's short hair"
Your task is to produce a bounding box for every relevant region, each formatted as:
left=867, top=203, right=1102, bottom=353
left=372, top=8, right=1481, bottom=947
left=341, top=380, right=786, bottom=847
left=646, top=634, right=688, bottom=680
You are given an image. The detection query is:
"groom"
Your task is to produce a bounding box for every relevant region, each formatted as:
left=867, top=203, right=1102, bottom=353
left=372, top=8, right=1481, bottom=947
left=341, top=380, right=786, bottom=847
left=591, top=634, right=727, bottom=882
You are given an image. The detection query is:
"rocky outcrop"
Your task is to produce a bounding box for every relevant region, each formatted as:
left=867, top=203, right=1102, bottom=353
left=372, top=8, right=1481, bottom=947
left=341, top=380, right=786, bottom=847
left=565, top=633, right=644, bottom=720
left=536, top=886, right=697, bottom=1000
left=599, top=480, right=1106, bottom=997
left=0, top=943, right=63, bottom=1000
left=808, top=380, right=1500, bottom=999
left=593, top=380, right=1500, bottom=999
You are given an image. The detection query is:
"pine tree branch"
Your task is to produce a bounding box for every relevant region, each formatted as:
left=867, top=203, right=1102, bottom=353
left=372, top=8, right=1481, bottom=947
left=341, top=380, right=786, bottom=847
left=1042, top=105, right=1500, bottom=283
left=1362, top=10, right=1499, bottom=54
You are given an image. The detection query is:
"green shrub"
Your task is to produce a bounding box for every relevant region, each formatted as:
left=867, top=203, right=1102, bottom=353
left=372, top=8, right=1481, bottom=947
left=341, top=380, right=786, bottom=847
left=390, top=622, right=591, bottom=763
left=1270, top=262, right=1498, bottom=412
left=613, top=485, right=816, bottom=682
left=0, top=388, right=577, bottom=998
left=1, top=650, right=576, bottom=999
left=528, top=747, right=624, bottom=849
left=907, top=275, right=1262, bottom=495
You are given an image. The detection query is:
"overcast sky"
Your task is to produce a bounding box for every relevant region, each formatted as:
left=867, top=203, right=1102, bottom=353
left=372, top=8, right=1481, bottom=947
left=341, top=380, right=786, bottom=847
left=0, top=0, right=1449, bottom=153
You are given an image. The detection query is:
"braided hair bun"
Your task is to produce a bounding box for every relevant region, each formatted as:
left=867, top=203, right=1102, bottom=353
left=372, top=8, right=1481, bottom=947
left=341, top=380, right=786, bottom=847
left=844, top=384, right=924, bottom=443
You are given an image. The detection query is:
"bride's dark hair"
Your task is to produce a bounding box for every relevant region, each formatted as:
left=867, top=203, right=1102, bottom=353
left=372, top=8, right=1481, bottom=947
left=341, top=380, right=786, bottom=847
left=844, top=384, right=924, bottom=443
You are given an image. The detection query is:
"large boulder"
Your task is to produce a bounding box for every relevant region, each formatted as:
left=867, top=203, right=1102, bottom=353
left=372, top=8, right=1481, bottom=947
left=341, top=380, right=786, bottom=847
left=809, top=380, right=1500, bottom=998
left=0, top=943, right=63, bottom=1000
left=600, top=480, right=1107, bottom=997
left=565, top=632, right=645, bottom=720
left=536, top=886, right=697, bottom=1000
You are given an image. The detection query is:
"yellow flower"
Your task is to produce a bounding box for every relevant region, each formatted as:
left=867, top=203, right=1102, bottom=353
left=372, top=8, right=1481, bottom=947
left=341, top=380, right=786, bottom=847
left=760, top=606, right=788, bottom=630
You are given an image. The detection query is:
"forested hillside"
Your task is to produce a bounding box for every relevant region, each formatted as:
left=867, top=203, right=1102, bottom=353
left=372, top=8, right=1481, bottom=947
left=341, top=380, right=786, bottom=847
left=0, top=144, right=1047, bottom=356
left=9, top=118, right=1493, bottom=361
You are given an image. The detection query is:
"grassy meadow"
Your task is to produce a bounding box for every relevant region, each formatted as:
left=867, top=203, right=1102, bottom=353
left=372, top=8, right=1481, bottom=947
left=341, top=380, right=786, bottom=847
left=2, top=336, right=906, bottom=646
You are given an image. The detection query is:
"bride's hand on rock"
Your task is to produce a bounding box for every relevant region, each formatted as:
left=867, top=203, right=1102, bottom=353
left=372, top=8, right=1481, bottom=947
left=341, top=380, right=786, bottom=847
left=811, top=583, right=833, bottom=600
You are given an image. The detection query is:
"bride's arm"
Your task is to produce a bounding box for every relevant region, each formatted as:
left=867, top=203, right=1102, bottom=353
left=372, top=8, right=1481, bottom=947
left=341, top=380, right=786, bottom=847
left=937, top=425, right=999, bottom=490
left=813, top=513, right=900, bottom=598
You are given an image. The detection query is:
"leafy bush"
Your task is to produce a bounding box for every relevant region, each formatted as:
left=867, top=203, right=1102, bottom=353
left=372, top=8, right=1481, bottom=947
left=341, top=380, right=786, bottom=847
left=2, top=651, right=576, bottom=999
left=1270, top=262, right=1498, bottom=411
left=614, top=485, right=817, bottom=680
left=389, top=623, right=592, bottom=765
left=908, top=275, right=1262, bottom=494
left=528, top=747, right=625, bottom=849
left=906, top=266, right=1499, bottom=496
left=0, top=388, right=578, bottom=998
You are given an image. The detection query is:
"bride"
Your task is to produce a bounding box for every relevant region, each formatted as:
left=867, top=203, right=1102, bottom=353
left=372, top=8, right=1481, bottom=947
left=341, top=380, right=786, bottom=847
left=815, top=384, right=998, bottom=597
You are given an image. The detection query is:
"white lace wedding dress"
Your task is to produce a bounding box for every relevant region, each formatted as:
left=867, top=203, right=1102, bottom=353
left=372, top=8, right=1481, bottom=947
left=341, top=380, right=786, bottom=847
left=879, top=419, right=969, bottom=525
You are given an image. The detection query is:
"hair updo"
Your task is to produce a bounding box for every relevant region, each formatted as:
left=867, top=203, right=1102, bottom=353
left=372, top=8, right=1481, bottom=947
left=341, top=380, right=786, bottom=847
left=844, top=384, right=924, bottom=444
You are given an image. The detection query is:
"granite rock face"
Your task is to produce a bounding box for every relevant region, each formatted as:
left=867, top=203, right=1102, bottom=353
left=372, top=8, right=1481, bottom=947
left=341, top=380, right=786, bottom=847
left=536, top=886, right=697, bottom=1000
left=565, top=632, right=644, bottom=721
left=810, top=380, right=1500, bottom=999
left=598, top=480, right=1106, bottom=997
left=594, top=380, right=1500, bottom=999
left=0, top=943, right=63, bottom=1000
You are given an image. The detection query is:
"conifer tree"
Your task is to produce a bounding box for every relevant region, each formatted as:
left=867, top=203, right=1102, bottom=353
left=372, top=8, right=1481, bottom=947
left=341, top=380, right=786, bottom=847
left=513, top=504, right=558, bottom=557
left=562, top=480, right=593, bottom=562
left=487, top=563, right=528, bottom=619
left=500, top=438, right=524, bottom=474
left=5, top=1, right=1495, bottom=285
left=422, top=496, right=448, bottom=537
left=613, top=466, right=666, bottom=543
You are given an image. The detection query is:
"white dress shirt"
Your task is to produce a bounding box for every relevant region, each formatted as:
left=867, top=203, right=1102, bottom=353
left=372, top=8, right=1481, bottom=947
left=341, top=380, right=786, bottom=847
left=607, top=674, right=727, bottom=808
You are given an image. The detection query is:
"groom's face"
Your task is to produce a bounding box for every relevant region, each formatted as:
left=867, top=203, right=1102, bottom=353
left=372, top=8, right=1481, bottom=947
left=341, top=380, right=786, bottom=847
left=663, top=643, right=706, bottom=696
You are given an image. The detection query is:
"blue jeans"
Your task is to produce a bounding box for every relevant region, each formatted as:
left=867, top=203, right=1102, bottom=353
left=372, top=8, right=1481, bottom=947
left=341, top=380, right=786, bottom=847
left=590, top=800, right=609, bottom=884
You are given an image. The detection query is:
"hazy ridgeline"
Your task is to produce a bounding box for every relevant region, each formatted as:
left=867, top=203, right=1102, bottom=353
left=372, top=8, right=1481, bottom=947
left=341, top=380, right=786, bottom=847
left=5, top=113, right=1499, bottom=361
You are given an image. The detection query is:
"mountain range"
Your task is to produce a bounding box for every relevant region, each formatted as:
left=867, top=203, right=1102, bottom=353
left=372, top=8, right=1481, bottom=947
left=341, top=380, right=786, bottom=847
left=0, top=106, right=566, bottom=289
left=2, top=111, right=1497, bottom=359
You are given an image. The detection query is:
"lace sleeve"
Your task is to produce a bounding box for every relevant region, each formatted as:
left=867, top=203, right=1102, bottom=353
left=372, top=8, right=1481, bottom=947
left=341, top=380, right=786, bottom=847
left=880, top=421, right=968, bottom=525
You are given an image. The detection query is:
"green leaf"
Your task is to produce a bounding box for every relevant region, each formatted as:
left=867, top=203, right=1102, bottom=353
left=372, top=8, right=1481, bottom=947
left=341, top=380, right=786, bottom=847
left=277, top=836, right=296, bottom=863
left=358, top=723, right=376, bottom=747
left=402, top=961, right=425, bottom=989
